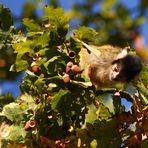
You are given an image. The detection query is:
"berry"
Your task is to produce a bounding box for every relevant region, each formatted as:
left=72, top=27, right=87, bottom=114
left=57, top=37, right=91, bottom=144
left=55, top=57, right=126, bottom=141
left=66, top=62, right=73, bottom=73
left=32, top=65, right=40, bottom=74
left=71, top=65, right=81, bottom=73
left=24, top=119, right=37, bottom=130
left=63, top=73, right=70, bottom=83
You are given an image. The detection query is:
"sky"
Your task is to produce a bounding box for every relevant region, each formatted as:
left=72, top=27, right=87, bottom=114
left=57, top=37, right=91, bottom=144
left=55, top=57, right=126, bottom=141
left=0, top=0, right=147, bottom=98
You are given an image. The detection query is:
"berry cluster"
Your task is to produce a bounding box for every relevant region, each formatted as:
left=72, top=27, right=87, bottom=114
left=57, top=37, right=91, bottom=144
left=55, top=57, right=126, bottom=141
left=63, top=61, right=82, bottom=83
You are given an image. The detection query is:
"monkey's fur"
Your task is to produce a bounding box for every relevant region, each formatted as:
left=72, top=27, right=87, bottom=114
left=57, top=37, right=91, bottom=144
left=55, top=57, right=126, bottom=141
left=78, top=41, right=142, bottom=88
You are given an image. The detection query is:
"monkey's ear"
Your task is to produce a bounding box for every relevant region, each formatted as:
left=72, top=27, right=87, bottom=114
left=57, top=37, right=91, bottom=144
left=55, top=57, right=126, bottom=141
left=115, top=49, right=127, bottom=60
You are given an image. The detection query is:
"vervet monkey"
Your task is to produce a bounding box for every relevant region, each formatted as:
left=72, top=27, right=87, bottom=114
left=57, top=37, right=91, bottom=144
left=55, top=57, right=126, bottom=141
left=78, top=40, right=142, bottom=88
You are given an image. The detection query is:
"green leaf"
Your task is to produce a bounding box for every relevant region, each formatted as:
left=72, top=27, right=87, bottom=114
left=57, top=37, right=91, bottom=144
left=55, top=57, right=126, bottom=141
left=51, top=89, right=69, bottom=109
left=27, top=31, right=43, bottom=37
left=73, top=26, right=99, bottom=42
left=96, top=102, right=113, bottom=120
left=87, top=120, right=121, bottom=147
left=43, top=56, right=60, bottom=70
left=34, top=78, right=46, bottom=92
left=102, top=0, right=117, bottom=11
left=98, top=94, right=115, bottom=114
left=135, top=16, right=145, bottom=25
left=23, top=18, right=41, bottom=31
left=85, top=104, right=97, bottom=124
left=44, top=6, right=70, bottom=27
left=18, top=93, right=37, bottom=111
left=14, top=59, right=28, bottom=72
left=32, top=31, right=50, bottom=48
left=90, top=139, right=97, bottom=148
left=3, top=124, right=26, bottom=141
left=0, top=103, right=25, bottom=122
left=12, top=40, right=34, bottom=56
left=0, top=4, right=13, bottom=31
left=0, top=93, right=14, bottom=111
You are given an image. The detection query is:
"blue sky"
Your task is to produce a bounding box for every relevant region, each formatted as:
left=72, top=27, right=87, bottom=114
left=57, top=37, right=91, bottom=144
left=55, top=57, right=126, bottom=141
left=0, top=0, right=147, bottom=97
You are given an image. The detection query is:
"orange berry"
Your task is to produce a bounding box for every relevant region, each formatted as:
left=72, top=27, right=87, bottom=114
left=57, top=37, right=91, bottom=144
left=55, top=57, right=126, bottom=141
left=71, top=65, right=81, bottom=73
left=63, top=73, right=70, bottom=83
left=32, top=65, right=40, bottom=74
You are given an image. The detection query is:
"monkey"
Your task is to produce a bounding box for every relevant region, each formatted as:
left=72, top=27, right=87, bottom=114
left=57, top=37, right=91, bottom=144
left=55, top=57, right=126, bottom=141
left=78, top=40, right=142, bottom=88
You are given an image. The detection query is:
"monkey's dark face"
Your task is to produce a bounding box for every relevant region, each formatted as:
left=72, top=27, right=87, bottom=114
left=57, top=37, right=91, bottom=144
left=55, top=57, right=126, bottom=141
left=110, top=54, right=142, bottom=82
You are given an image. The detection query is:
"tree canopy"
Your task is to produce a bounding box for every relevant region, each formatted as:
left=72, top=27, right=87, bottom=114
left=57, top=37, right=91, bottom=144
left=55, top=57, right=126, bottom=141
left=0, top=1, right=148, bottom=147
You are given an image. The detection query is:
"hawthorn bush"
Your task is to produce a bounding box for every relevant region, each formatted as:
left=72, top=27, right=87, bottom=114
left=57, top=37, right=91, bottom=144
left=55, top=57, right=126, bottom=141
left=0, top=5, right=148, bottom=148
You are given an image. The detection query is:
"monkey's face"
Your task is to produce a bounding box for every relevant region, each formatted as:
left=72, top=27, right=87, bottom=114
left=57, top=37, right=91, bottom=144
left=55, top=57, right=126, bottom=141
left=110, top=63, right=125, bottom=82
left=110, top=54, right=142, bottom=83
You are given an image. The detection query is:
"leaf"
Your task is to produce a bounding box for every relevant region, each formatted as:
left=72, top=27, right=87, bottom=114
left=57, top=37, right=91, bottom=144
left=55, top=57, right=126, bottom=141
left=0, top=103, right=25, bottom=122
left=23, top=18, right=41, bottom=31
left=32, top=31, right=50, bottom=48
left=3, top=124, right=26, bottom=141
left=135, top=16, right=145, bottom=25
left=102, top=0, right=117, bottom=11
left=98, top=94, right=115, bottom=114
left=96, top=102, right=113, bottom=120
left=87, top=120, right=121, bottom=147
left=0, top=94, right=37, bottom=122
left=12, top=40, right=34, bottom=56
left=44, top=6, right=70, bottom=27
left=51, top=89, right=69, bottom=109
left=73, top=26, right=99, bottom=42
left=90, top=139, right=97, bottom=148
left=14, top=59, right=28, bottom=72
left=85, top=104, right=97, bottom=124
left=0, top=93, right=14, bottom=111
left=27, top=31, right=43, bottom=37
left=18, top=93, right=37, bottom=111
left=34, top=78, right=46, bottom=92
left=0, top=4, right=13, bottom=31
left=43, top=56, right=60, bottom=70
